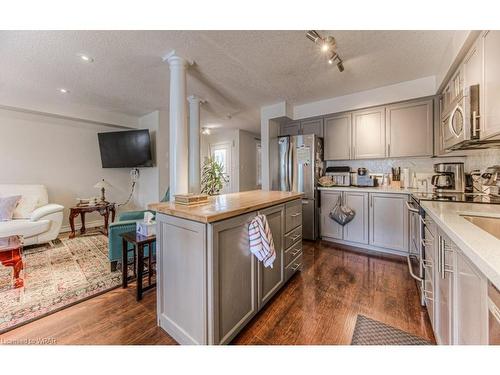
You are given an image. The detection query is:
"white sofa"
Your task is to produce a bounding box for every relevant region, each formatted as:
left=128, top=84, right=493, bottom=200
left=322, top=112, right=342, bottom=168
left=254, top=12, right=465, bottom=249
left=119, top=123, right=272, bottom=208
left=0, top=184, right=64, bottom=246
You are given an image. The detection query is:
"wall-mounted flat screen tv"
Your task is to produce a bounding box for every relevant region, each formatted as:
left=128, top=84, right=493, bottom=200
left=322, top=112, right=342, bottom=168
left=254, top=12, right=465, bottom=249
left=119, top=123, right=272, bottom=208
left=98, top=129, right=153, bottom=168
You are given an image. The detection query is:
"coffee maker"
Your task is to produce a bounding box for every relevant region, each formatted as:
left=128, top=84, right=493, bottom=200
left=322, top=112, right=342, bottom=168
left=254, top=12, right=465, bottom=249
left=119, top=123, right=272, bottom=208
left=431, top=162, right=465, bottom=193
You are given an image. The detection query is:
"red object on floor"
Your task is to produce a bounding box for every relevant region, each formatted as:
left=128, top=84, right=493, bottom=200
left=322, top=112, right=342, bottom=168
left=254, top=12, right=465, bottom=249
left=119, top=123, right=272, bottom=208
left=0, top=235, right=24, bottom=288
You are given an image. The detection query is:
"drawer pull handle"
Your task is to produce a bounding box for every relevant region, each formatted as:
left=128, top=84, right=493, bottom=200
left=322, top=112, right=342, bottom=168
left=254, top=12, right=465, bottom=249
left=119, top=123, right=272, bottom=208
left=292, top=263, right=301, bottom=271
left=291, top=213, right=301, bottom=217
left=290, top=234, right=301, bottom=241
left=291, top=249, right=301, bottom=256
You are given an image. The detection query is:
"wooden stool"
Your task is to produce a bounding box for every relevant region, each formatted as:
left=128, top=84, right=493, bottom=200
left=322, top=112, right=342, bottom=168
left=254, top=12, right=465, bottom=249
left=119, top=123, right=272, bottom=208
left=120, top=231, right=156, bottom=301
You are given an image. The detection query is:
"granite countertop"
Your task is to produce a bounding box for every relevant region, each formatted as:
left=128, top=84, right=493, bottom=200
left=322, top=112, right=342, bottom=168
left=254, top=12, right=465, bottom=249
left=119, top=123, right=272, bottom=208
left=148, top=190, right=303, bottom=223
left=317, top=185, right=421, bottom=194
left=421, top=201, right=500, bottom=289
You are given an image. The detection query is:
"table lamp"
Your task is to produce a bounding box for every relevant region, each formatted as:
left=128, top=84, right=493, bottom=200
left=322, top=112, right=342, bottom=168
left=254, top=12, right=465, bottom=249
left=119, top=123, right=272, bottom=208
left=94, top=179, right=113, bottom=204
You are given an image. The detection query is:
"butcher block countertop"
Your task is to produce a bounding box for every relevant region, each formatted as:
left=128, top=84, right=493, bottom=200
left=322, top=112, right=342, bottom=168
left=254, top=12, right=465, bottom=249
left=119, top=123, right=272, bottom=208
left=148, top=190, right=303, bottom=223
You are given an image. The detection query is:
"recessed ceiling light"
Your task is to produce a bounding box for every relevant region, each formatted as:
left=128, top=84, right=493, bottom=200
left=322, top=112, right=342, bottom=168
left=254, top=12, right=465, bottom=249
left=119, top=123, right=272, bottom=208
left=78, top=53, right=94, bottom=63
left=201, top=127, right=211, bottom=135
left=59, top=88, right=70, bottom=94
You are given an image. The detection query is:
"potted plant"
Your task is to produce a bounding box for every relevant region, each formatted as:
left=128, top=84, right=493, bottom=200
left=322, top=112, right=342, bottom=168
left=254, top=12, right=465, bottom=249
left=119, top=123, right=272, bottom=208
left=201, top=157, right=229, bottom=195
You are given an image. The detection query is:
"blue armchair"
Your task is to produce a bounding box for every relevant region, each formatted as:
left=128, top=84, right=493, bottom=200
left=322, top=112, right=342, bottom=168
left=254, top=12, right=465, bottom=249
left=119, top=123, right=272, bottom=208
left=108, top=210, right=156, bottom=271
left=108, top=189, right=169, bottom=271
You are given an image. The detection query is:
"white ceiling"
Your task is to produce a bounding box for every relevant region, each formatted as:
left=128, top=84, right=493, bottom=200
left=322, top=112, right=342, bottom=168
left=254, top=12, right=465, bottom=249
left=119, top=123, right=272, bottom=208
left=0, top=30, right=455, bottom=133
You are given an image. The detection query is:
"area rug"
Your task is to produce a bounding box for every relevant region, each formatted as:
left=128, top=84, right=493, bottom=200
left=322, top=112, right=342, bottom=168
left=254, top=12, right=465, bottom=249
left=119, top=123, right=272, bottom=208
left=350, top=315, right=431, bottom=345
left=0, top=234, right=121, bottom=333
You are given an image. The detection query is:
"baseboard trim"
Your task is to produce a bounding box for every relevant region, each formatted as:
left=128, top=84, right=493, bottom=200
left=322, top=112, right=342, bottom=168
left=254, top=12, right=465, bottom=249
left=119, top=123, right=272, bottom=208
left=60, top=220, right=106, bottom=234
left=320, top=237, right=408, bottom=260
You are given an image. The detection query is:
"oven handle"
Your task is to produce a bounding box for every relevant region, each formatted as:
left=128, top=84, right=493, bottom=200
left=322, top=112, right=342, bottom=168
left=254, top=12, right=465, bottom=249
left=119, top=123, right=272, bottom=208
left=406, top=255, right=423, bottom=282
left=405, top=201, right=419, bottom=213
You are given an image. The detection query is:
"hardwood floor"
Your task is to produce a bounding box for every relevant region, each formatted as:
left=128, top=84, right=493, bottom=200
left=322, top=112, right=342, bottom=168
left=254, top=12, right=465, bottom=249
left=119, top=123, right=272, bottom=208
left=0, top=240, right=435, bottom=345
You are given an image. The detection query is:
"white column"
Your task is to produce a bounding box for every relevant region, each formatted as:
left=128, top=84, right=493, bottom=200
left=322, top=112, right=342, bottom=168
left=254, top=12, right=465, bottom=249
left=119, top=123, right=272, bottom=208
left=164, top=51, right=189, bottom=201
left=188, top=95, right=202, bottom=193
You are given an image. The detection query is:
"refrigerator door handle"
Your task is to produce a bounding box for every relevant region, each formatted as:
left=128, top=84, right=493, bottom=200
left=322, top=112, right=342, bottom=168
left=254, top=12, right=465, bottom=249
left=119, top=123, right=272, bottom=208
left=287, top=140, right=292, bottom=191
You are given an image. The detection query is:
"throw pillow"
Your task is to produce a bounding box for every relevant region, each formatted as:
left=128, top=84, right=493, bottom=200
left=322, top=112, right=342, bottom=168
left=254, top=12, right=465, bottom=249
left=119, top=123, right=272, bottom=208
left=0, top=195, right=22, bottom=221
left=13, top=195, right=39, bottom=219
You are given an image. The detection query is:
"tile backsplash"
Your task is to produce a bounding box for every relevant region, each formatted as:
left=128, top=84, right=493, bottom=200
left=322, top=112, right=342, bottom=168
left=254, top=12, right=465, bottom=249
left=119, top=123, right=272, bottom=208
left=326, top=149, right=500, bottom=174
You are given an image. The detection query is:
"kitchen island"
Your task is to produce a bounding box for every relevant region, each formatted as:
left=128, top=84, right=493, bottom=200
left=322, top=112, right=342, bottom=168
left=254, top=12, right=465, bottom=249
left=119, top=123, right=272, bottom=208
left=148, top=190, right=304, bottom=345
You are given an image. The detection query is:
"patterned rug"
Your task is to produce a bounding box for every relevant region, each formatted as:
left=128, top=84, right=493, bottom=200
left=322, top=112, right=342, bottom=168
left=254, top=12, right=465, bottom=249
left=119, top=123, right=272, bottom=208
left=351, top=315, right=431, bottom=345
left=0, top=234, right=121, bottom=333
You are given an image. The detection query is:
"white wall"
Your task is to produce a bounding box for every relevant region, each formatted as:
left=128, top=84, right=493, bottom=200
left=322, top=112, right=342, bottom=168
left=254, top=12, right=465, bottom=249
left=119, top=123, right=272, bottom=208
left=238, top=129, right=260, bottom=192
left=0, top=107, right=157, bottom=231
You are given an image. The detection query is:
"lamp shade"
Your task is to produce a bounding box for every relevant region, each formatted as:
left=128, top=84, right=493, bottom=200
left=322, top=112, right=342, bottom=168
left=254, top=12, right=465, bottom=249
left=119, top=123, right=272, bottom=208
left=94, top=179, right=113, bottom=190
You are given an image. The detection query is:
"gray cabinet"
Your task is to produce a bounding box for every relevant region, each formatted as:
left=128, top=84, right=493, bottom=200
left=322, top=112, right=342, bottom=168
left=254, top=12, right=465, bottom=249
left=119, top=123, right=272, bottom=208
left=257, top=204, right=285, bottom=308
left=386, top=99, right=433, bottom=157
left=324, top=113, right=351, bottom=160
left=319, top=190, right=343, bottom=240
left=435, top=229, right=455, bottom=345
left=280, top=121, right=301, bottom=136
left=369, top=193, right=408, bottom=252
left=455, top=249, right=488, bottom=344
left=300, top=118, right=324, bottom=137
left=481, top=30, right=500, bottom=140
left=280, top=119, right=323, bottom=137
left=211, top=212, right=259, bottom=344
left=352, top=106, right=386, bottom=159
left=343, top=192, right=369, bottom=244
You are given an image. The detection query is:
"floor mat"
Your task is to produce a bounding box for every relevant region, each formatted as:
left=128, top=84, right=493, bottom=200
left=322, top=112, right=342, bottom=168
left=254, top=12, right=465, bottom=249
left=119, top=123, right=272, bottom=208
left=351, top=315, right=431, bottom=345
left=0, top=234, right=120, bottom=333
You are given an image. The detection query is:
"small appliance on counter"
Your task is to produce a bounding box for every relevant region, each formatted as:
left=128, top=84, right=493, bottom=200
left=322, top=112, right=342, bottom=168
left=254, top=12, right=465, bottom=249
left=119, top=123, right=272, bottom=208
left=354, top=167, right=377, bottom=187
left=324, top=166, right=351, bottom=186
left=431, top=162, right=465, bottom=193
left=481, top=165, right=500, bottom=196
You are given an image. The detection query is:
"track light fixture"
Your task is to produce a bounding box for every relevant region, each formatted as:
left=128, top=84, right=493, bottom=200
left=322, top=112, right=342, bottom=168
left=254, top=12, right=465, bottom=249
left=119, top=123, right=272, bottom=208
left=306, top=30, right=345, bottom=73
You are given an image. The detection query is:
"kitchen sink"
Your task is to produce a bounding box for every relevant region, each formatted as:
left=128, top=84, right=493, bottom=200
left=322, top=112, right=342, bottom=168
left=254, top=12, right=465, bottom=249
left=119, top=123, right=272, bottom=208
left=462, top=215, right=500, bottom=240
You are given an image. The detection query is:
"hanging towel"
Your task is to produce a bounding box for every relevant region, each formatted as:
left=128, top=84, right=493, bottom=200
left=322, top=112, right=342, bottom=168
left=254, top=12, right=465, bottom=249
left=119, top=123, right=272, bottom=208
left=248, top=214, right=276, bottom=268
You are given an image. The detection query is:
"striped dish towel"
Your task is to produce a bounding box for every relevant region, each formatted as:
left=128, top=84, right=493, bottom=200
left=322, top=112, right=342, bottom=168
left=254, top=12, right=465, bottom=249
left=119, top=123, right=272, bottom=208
left=248, top=214, right=276, bottom=268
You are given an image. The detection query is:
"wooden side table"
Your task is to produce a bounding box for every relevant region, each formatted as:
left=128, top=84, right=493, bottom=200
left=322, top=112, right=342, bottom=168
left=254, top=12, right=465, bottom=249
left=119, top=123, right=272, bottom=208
left=69, top=202, right=116, bottom=238
left=0, top=236, right=24, bottom=288
left=120, top=231, right=156, bottom=301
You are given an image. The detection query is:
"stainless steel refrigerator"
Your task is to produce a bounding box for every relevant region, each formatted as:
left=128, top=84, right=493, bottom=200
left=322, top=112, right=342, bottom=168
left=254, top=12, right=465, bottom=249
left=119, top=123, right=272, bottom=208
left=275, top=134, right=323, bottom=240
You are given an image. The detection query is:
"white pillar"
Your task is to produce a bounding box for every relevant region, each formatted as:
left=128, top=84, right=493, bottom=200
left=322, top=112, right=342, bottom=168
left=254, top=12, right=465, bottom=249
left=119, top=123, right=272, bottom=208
left=164, top=51, right=189, bottom=201
left=188, top=95, right=202, bottom=194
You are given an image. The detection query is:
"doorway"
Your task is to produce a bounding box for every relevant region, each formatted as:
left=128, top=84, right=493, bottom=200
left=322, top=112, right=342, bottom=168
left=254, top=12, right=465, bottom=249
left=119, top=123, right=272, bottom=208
left=209, top=141, right=232, bottom=194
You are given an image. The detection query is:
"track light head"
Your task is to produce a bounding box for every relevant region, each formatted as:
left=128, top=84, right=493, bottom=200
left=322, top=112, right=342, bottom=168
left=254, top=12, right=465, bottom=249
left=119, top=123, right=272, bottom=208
left=337, top=60, right=344, bottom=72
left=306, top=30, right=322, bottom=43
left=306, top=30, right=345, bottom=73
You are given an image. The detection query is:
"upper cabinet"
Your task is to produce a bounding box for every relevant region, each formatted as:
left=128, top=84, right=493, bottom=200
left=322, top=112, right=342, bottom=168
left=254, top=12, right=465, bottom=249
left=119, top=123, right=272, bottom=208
left=352, top=106, right=386, bottom=159
left=279, top=118, right=324, bottom=137
left=300, top=118, right=324, bottom=137
left=481, top=30, right=500, bottom=140
left=279, top=121, right=301, bottom=136
left=386, top=99, right=433, bottom=158
left=324, top=113, right=351, bottom=160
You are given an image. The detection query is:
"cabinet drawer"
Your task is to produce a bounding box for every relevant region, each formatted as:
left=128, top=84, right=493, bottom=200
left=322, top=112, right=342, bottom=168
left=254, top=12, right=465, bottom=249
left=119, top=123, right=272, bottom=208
left=285, top=253, right=303, bottom=282
left=285, top=240, right=302, bottom=266
left=285, top=225, right=302, bottom=249
left=285, top=199, right=302, bottom=232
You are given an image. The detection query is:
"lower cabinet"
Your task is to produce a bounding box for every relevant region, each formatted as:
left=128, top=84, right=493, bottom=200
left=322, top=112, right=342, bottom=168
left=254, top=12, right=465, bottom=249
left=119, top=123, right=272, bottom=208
left=369, top=193, right=409, bottom=253
left=210, top=200, right=301, bottom=344
left=257, top=204, right=285, bottom=309
left=319, top=190, right=343, bottom=240
left=211, top=212, right=259, bottom=344
left=320, top=190, right=407, bottom=254
left=343, top=192, right=369, bottom=244
left=320, top=190, right=368, bottom=245
left=426, top=221, right=489, bottom=345
left=455, top=248, right=488, bottom=344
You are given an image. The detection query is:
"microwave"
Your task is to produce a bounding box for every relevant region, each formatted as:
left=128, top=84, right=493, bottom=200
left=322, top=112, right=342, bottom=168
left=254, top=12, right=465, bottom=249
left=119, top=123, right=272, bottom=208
left=441, top=84, right=480, bottom=151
